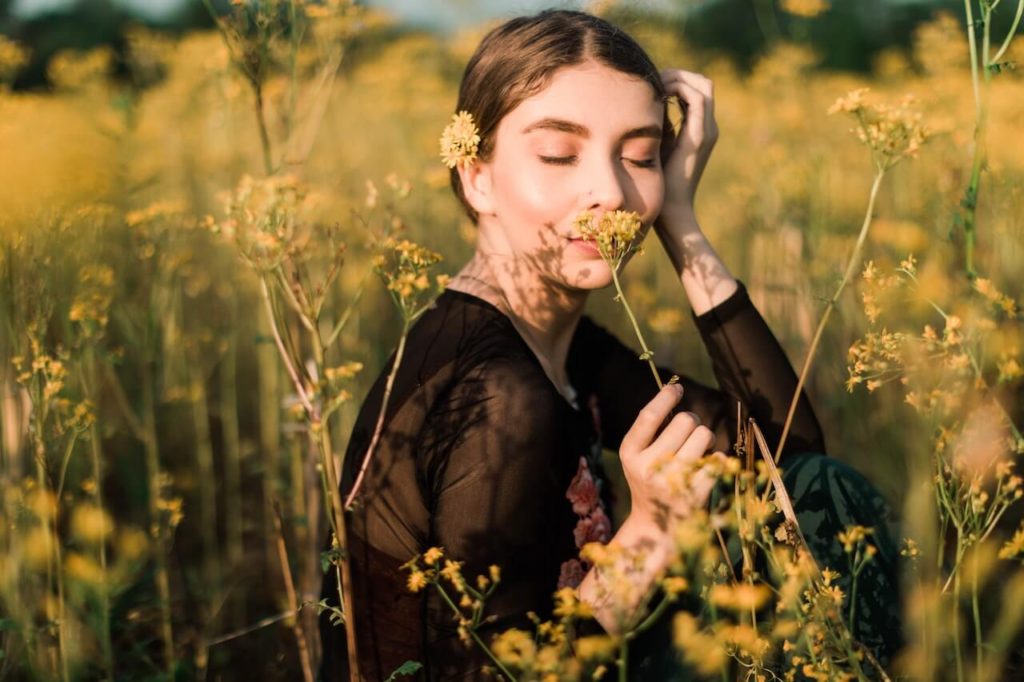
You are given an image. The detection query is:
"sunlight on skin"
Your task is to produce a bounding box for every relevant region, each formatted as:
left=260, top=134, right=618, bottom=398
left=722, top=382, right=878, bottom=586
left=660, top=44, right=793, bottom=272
left=448, top=60, right=666, bottom=397
left=443, top=58, right=736, bottom=635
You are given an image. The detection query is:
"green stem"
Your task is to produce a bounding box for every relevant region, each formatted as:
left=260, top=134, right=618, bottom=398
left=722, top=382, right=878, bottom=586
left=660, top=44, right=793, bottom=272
left=954, top=539, right=965, bottom=682
left=959, top=0, right=988, bottom=277
left=751, top=0, right=782, bottom=45
left=618, top=638, right=629, bottom=682
left=219, top=327, right=244, bottom=626
left=629, top=593, right=673, bottom=636
left=345, top=317, right=411, bottom=509
left=433, top=584, right=517, bottom=681
left=773, top=169, right=886, bottom=463
left=88, top=422, right=113, bottom=680
left=325, top=275, right=368, bottom=348
left=142, top=365, right=175, bottom=677
left=848, top=565, right=860, bottom=637
left=990, top=0, right=1024, bottom=63
left=253, top=81, right=274, bottom=175
left=609, top=266, right=662, bottom=390
left=309, top=324, right=360, bottom=682
left=188, top=348, right=220, bottom=605
left=971, top=546, right=983, bottom=680
left=82, top=347, right=113, bottom=679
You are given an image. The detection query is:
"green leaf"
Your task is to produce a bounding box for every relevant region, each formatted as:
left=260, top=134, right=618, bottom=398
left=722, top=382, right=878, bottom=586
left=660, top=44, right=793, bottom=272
left=384, top=661, right=423, bottom=681
left=320, top=547, right=344, bottom=574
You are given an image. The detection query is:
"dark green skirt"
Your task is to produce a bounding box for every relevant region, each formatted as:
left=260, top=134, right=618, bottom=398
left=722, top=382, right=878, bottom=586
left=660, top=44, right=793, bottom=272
left=630, top=452, right=902, bottom=680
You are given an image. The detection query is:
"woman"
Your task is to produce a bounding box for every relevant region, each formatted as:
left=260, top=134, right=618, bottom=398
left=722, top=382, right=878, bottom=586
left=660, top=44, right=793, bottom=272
left=320, top=9, right=899, bottom=680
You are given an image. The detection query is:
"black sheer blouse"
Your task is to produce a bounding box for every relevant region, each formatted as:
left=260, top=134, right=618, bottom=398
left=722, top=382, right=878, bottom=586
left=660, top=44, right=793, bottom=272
left=319, top=282, right=824, bottom=680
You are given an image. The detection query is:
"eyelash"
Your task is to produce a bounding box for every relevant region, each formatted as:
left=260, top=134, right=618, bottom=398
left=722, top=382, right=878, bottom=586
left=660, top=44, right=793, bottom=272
left=538, top=155, right=657, bottom=169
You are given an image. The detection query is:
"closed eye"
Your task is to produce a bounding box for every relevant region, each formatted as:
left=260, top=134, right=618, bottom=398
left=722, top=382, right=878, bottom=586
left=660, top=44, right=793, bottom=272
left=539, top=155, right=578, bottom=166
left=625, top=158, right=658, bottom=169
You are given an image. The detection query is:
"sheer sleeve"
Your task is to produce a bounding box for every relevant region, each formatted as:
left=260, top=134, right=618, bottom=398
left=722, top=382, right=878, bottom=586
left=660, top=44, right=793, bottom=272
left=415, top=359, right=581, bottom=679
left=567, top=281, right=825, bottom=460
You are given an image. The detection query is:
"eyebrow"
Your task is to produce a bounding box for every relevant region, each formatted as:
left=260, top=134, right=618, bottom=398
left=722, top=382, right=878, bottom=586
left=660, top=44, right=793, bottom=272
left=521, top=118, right=662, bottom=141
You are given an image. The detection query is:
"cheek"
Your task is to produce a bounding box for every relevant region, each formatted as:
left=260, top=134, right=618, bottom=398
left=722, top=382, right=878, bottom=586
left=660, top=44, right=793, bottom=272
left=494, top=163, right=577, bottom=230
left=633, top=172, right=665, bottom=223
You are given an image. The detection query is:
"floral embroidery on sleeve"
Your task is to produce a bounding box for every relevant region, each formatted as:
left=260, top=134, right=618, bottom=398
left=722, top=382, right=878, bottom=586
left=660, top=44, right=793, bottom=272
left=558, top=455, right=612, bottom=589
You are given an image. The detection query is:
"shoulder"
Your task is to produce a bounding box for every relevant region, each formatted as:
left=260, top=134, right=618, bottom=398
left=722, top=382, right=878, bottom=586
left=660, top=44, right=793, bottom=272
left=410, top=290, right=562, bottom=427
left=409, top=289, right=533, bottom=377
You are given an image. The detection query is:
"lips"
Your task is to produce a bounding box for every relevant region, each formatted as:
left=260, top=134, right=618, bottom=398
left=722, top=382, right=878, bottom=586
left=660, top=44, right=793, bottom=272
left=567, top=237, right=601, bottom=257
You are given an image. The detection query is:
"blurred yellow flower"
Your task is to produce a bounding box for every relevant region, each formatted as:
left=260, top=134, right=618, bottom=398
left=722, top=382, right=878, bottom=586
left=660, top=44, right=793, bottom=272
left=648, top=307, right=684, bottom=335
left=70, top=503, right=113, bottom=545
left=0, top=35, right=29, bottom=85
left=780, top=0, right=829, bottom=19
left=673, top=612, right=727, bottom=676
left=491, top=628, right=536, bottom=666
left=707, top=582, right=772, bottom=611
left=828, top=88, right=929, bottom=169
left=48, top=46, right=113, bottom=91
left=574, top=634, right=617, bottom=662
left=64, top=551, right=105, bottom=585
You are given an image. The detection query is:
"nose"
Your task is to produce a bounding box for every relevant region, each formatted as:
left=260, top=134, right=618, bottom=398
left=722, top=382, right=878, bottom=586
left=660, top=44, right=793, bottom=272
left=584, top=157, right=626, bottom=212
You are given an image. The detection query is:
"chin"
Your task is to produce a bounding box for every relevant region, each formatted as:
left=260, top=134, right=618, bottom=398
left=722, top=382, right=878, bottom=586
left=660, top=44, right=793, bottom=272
left=557, top=260, right=616, bottom=292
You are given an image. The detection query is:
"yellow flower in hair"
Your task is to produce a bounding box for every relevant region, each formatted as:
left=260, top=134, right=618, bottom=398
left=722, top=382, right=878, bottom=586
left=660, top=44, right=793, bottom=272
left=440, top=111, right=481, bottom=169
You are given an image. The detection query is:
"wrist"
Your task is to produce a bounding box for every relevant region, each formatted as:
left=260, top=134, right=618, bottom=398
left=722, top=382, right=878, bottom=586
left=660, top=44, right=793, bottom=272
left=656, top=202, right=700, bottom=234
left=617, top=513, right=674, bottom=565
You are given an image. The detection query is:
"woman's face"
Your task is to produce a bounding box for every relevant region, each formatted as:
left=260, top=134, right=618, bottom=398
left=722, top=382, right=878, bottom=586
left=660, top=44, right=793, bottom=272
left=469, top=60, right=665, bottom=291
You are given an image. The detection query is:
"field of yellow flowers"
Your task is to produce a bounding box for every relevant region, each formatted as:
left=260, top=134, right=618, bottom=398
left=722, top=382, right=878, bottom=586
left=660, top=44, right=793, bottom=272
left=1, top=1, right=1023, bottom=679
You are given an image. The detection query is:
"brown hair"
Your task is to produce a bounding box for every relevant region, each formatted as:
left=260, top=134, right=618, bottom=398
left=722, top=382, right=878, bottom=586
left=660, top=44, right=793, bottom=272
left=451, top=10, right=670, bottom=223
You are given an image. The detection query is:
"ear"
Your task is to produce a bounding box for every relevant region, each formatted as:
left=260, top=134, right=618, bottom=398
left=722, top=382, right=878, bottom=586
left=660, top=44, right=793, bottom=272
left=457, top=160, right=496, bottom=217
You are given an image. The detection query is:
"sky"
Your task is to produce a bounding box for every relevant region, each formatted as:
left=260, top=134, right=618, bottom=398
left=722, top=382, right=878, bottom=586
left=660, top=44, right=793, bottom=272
left=10, top=0, right=678, bottom=28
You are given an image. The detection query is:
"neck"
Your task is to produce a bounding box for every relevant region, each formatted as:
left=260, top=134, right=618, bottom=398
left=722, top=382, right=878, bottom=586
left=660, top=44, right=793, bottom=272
left=449, top=250, right=587, bottom=391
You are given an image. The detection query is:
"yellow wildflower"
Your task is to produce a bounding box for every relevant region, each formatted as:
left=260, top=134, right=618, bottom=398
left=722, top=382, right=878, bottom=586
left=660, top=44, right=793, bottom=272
left=828, top=88, right=929, bottom=169
left=423, top=546, right=444, bottom=566
left=820, top=568, right=839, bottom=586
left=441, top=559, right=467, bottom=592
left=407, top=569, right=428, bottom=593
left=999, top=526, right=1024, bottom=560
left=439, top=111, right=481, bottom=169
left=837, top=525, right=873, bottom=553
left=575, top=209, right=645, bottom=266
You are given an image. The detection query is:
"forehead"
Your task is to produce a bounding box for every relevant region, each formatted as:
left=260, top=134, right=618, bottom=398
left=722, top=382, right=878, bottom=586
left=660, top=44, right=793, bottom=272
left=503, top=61, right=662, bottom=131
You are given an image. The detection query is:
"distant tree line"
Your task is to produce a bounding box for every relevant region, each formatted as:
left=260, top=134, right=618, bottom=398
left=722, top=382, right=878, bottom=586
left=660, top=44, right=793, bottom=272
left=1, top=0, right=1018, bottom=90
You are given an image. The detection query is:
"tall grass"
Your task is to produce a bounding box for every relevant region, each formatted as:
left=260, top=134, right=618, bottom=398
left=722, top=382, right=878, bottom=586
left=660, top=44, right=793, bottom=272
left=1, top=2, right=1023, bottom=679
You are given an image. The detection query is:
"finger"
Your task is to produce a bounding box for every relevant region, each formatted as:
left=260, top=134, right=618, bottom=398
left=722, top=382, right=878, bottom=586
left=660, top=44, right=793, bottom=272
left=646, top=411, right=701, bottom=459
left=667, top=81, right=706, bottom=147
left=673, top=425, right=716, bottom=464
left=620, top=384, right=684, bottom=456
left=665, top=79, right=718, bottom=154
left=661, top=73, right=714, bottom=127
left=661, top=70, right=713, bottom=99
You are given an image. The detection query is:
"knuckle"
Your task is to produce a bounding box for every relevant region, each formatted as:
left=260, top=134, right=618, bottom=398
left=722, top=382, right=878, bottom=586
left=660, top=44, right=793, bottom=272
left=638, top=405, right=661, bottom=424
left=693, top=424, right=713, bottom=439
left=674, top=411, right=700, bottom=428
left=694, top=425, right=715, bottom=448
